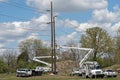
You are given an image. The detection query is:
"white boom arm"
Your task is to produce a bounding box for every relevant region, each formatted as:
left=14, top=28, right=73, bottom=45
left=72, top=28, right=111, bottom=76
left=33, top=56, right=51, bottom=67
left=79, top=49, right=93, bottom=68
left=60, top=46, right=94, bottom=68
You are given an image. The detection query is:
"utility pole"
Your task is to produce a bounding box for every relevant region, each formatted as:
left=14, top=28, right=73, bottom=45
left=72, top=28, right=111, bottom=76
left=50, top=0, right=57, bottom=74
left=53, top=16, right=56, bottom=74
left=50, top=0, right=54, bottom=73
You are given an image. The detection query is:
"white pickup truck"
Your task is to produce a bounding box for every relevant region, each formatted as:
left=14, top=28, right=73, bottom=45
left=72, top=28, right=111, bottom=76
left=16, top=68, right=32, bottom=77
left=70, top=68, right=82, bottom=76
left=103, top=69, right=118, bottom=77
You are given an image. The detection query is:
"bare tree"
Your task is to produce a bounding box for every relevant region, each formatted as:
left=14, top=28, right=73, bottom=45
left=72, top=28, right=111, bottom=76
left=18, top=38, right=50, bottom=61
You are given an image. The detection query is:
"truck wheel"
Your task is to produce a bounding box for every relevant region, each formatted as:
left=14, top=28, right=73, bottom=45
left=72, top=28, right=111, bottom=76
left=17, top=74, right=20, bottom=77
left=101, top=75, right=104, bottom=78
left=16, top=74, right=19, bottom=77
left=104, top=74, right=107, bottom=78
left=88, top=73, right=94, bottom=78
left=89, top=74, right=93, bottom=78
left=82, top=73, right=87, bottom=78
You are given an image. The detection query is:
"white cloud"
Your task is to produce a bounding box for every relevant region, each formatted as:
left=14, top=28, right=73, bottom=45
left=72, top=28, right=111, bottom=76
left=91, top=5, right=120, bottom=23
left=92, top=9, right=116, bottom=23
left=112, top=22, right=120, bottom=30
left=0, top=14, right=50, bottom=48
left=64, top=19, right=79, bottom=28
left=63, top=18, right=119, bottom=38
left=58, top=32, right=78, bottom=45
left=77, top=23, right=98, bottom=32
left=1, top=0, right=120, bottom=47
left=110, top=22, right=120, bottom=36
left=26, top=0, right=107, bottom=12
left=64, top=19, right=99, bottom=32
left=60, top=5, right=120, bottom=36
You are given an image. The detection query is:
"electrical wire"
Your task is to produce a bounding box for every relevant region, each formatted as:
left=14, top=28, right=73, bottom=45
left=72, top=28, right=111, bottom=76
left=0, top=47, right=51, bottom=50
left=0, top=13, right=29, bottom=21
left=22, top=28, right=50, bottom=32
left=57, top=16, right=82, bottom=34
left=11, top=0, right=50, bottom=13
left=30, top=34, right=50, bottom=36
left=0, top=1, right=48, bottom=13
left=0, top=1, right=52, bottom=50
left=0, top=13, right=50, bottom=23
left=58, top=16, right=79, bottom=28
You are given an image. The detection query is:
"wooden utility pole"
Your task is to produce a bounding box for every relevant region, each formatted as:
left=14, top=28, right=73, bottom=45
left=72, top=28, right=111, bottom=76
left=50, top=1, right=54, bottom=73
left=53, top=16, right=56, bottom=74
left=50, top=0, right=57, bottom=74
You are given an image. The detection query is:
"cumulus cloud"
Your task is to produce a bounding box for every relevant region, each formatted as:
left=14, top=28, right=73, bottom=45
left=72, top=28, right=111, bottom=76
left=0, top=14, right=50, bottom=48
left=63, top=5, right=120, bottom=37
left=110, top=22, right=120, bottom=36
left=58, top=32, right=78, bottom=45
left=1, top=0, right=120, bottom=47
left=93, top=9, right=116, bottom=23
left=26, top=0, right=107, bottom=12
left=92, top=9, right=120, bottom=23
left=63, top=23, right=118, bottom=40
left=64, top=19, right=79, bottom=28
left=64, top=19, right=119, bottom=37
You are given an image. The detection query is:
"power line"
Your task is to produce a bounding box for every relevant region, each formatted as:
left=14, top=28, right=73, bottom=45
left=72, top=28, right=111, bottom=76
left=17, top=33, right=50, bottom=37
left=0, top=13, right=29, bottom=21
left=0, top=1, right=47, bottom=13
left=22, top=27, right=50, bottom=31
left=58, top=16, right=79, bottom=28
left=0, top=13, right=49, bottom=22
left=0, top=47, right=51, bottom=50
left=10, top=1, right=50, bottom=13
left=30, top=34, right=50, bottom=36
left=56, top=16, right=82, bottom=34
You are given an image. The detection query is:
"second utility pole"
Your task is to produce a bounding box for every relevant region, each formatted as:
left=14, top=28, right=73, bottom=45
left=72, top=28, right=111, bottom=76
left=53, top=16, right=56, bottom=74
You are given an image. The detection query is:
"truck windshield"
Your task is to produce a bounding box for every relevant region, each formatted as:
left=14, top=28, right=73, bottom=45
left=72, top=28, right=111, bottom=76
left=89, top=65, right=101, bottom=69
left=95, top=65, right=101, bottom=69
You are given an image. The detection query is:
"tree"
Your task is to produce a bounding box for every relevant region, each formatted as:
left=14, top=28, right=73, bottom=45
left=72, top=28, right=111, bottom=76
left=114, top=27, right=120, bottom=63
left=17, top=38, right=50, bottom=68
left=0, top=58, right=8, bottom=73
left=17, top=51, right=29, bottom=68
left=18, top=38, right=50, bottom=60
left=2, top=50, right=17, bottom=72
left=80, top=27, right=113, bottom=61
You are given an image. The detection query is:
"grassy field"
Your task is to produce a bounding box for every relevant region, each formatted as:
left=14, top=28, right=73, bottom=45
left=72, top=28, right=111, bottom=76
left=0, top=73, right=119, bottom=80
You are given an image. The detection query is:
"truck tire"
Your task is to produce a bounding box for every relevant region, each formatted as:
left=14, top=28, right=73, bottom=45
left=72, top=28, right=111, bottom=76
left=113, top=75, right=117, bottom=77
left=16, top=74, right=19, bottom=77
left=82, top=73, right=87, bottom=78
left=101, top=75, right=104, bottom=78
left=88, top=73, right=93, bottom=78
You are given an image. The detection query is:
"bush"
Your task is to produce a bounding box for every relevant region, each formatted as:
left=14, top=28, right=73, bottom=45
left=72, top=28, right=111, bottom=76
left=0, top=59, right=8, bottom=73
left=97, top=58, right=114, bottom=68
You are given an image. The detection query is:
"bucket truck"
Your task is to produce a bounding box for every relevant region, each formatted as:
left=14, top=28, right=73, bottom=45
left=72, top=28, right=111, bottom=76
left=33, top=56, right=52, bottom=73
left=60, top=46, right=104, bottom=78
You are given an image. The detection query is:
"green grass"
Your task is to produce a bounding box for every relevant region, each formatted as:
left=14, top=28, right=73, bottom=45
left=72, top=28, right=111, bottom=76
left=0, top=73, right=120, bottom=80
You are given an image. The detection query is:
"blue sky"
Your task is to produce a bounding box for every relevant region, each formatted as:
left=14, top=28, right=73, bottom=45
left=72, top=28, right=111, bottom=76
left=0, top=0, right=120, bottom=50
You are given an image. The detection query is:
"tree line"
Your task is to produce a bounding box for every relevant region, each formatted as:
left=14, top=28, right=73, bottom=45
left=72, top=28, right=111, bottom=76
left=0, top=27, right=120, bottom=73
